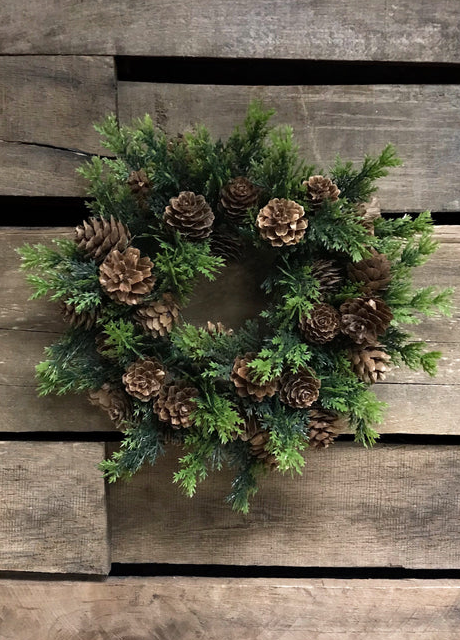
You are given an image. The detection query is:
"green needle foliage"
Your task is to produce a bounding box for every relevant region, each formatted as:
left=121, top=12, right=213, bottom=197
left=18, top=101, right=453, bottom=512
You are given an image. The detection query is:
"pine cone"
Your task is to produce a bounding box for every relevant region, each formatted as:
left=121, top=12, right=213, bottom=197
left=231, top=353, right=279, bottom=402
left=347, top=250, right=392, bottom=293
left=219, top=177, right=260, bottom=223
left=279, top=368, right=321, bottom=409
left=210, top=227, right=244, bottom=263
left=60, top=301, right=99, bottom=330
left=340, top=297, right=393, bottom=345
left=99, top=247, right=156, bottom=305
left=308, top=408, right=345, bottom=449
left=135, top=293, right=181, bottom=337
left=127, top=169, right=151, bottom=198
left=239, top=416, right=277, bottom=469
left=303, top=175, right=340, bottom=208
left=205, top=321, right=234, bottom=336
left=299, top=303, right=341, bottom=344
left=154, top=380, right=199, bottom=429
left=75, top=216, right=131, bottom=263
left=88, top=383, right=132, bottom=428
left=122, top=357, right=166, bottom=402
left=257, top=198, right=307, bottom=247
left=311, top=259, right=343, bottom=297
left=164, top=191, right=214, bottom=240
left=349, top=345, right=391, bottom=383
left=356, top=197, right=381, bottom=234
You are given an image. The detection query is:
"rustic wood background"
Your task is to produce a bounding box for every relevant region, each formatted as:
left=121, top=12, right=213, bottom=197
left=1, top=1, right=460, bottom=638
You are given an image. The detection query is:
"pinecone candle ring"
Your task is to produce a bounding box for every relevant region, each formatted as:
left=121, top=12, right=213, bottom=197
left=122, top=357, right=166, bottom=402
left=311, top=259, right=343, bottom=297
left=239, top=416, right=277, bottom=468
left=135, top=293, right=181, bottom=337
left=340, top=297, right=393, bottom=345
left=257, top=198, right=307, bottom=247
left=231, top=353, right=279, bottom=402
left=154, top=380, right=199, bottom=429
left=127, top=169, right=151, bottom=198
left=279, top=368, right=321, bottom=409
left=299, top=303, right=341, bottom=344
left=99, top=247, right=156, bottom=305
left=164, top=191, right=214, bottom=240
left=60, top=301, right=99, bottom=330
left=219, top=176, right=261, bottom=223
left=75, top=215, right=131, bottom=263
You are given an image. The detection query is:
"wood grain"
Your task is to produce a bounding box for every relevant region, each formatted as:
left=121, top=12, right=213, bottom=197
left=120, top=83, right=460, bottom=213
left=0, top=56, right=115, bottom=153
left=109, top=443, right=460, bottom=568
left=0, top=441, right=109, bottom=574
left=0, top=0, right=459, bottom=62
left=0, top=56, right=115, bottom=196
left=1, top=578, right=460, bottom=639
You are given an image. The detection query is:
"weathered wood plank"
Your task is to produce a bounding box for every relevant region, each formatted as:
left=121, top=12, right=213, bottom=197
left=0, top=442, right=109, bottom=574
left=0, top=141, right=87, bottom=196
left=0, top=227, right=458, bottom=432
left=0, top=0, right=459, bottom=62
left=0, top=56, right=115, bottom=153
left=1, top=578, right=460, bottom=639
left=119, top=83, right=460, bottom=213
left=0, top=56, right=115, bottom=196
left=109, top=444, right=460, bottom=568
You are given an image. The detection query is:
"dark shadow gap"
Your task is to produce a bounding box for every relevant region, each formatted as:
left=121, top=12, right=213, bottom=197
left=116, top=56, right=460, bottom=85
left=0, top=570, right=107, bottom=582
left=1, top=197, right=458, bottom=227
left=110, top=563, right=460, bottom=579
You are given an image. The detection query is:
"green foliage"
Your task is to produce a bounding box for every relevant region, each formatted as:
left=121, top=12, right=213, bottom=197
left=193, top=385, right=244, bottom=444
left=225, top=100, right=275, bottom=174
left=98, top=318, right=145, bottom=362
left=331, top=144, right=402, bottom=202
left=247, top=332, right=312, bottom=383
left=173, top=431, right=224, bottom=498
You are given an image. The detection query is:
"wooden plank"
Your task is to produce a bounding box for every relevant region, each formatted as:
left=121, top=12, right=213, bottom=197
left=0, top=56, right=115, bottom=196
left=0, top=141, right=88, bottom=196
left=1, top=578, right=460, bottom=639
left=0, top=441, right=109, bottom=574
left=0, top=227, right=458, bottom=432
left=109, top=444, right=460, bottom=568
left=0, top=0, right=459, bottom=62
left=120, top=83, right=460, bottom=213
left=0, top=56, right=115, bottom=153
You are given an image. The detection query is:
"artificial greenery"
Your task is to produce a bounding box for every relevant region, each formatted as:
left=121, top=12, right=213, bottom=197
left=18, top=102, right=453, bottom=513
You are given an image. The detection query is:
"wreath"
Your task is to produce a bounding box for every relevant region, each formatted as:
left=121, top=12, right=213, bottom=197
left=19, top=102, right=452, bottom=512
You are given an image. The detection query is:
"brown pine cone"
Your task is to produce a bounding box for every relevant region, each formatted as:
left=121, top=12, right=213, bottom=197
left=154, top=380, right=199, bottom=429
left=303, top=175, right=340, bottom=208
left=308, top=407, right=345, bottom=449
left=349, top=345, right=391, bottom=384
left=257, top=198, right=307, bottom=247
left=88, top=383, right=132, bottom=429
left=231, top=353, right=279, bottom=402
left=135, top=293, right=181, bottom=337
left=205, top=321, right=234, bottom=336
left=122, top=357, right=166, bottom=402
left=356, top=197, right=381, bottom=234
left=347, top=250, right=392, bottom=293
left=219, top=176, right=261, bottom=223
left=127, top=169, right=151, bottom=198
left=239, top=416, right=277, bottom=469
left=99, top=247, right=156, bottom=305
left=60, top=301, right=99, bottom=330
left=164, top=191, right=214, bottom=240
left=311, top=259, right=343, bottom=297
left=210, top=228, right=244, bottom=263
left=340, top=297, right=393, bottom=345
left=75, top=215, right=131, bottom=263
left=279, top=368, right=321, bottom=409
left=299, top=303, right=341, bottom=344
